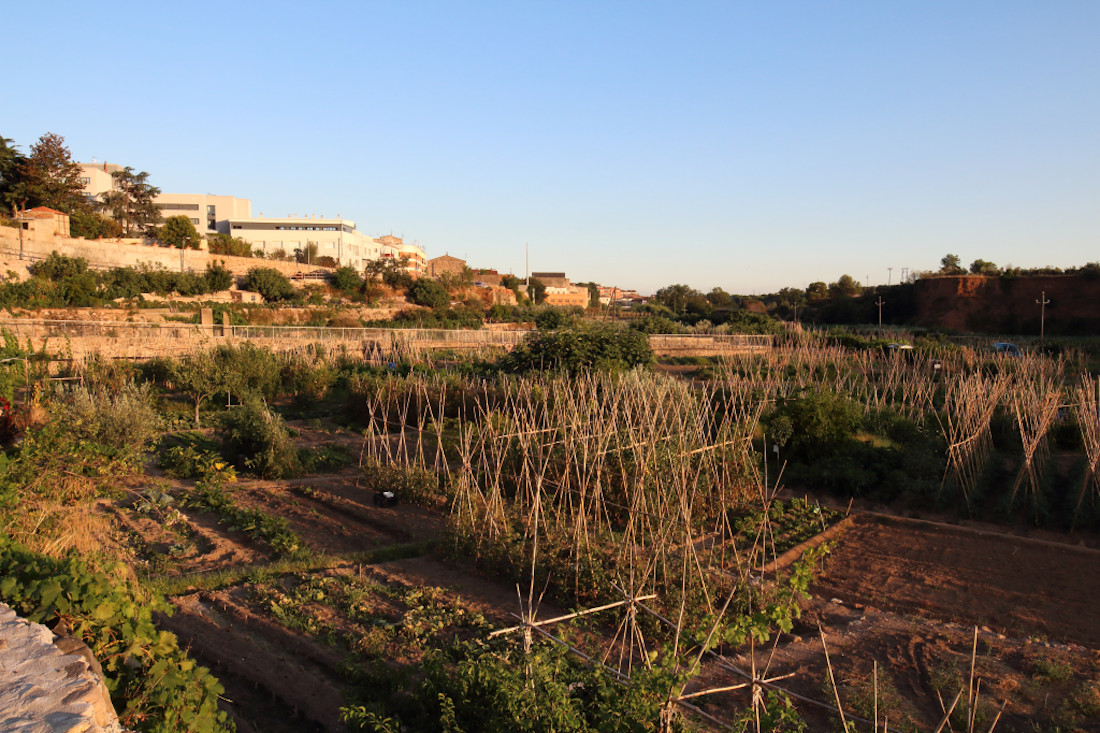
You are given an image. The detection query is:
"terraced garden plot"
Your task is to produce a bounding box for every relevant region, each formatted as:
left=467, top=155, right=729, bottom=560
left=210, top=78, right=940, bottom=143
left=814, top=513, right=1100, bottom=648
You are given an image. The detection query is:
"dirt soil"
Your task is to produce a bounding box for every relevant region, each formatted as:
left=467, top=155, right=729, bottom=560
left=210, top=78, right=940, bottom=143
left=814, top=513, right=1100, bottom=649
left=707, top=513, right=1100, bottom=731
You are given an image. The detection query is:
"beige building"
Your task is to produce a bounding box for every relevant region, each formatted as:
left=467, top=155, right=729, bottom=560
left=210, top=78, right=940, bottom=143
left=79, top=162, right=251, bottom=237
left=376, top=235, right=427, bottom=274
left=15, top=206, right=70, bottom=239
left=543, top=286, right=590, bottom=308
left=158, top=193, right=252, bottom=236
left=77, top=162, right=122, bottom=202
left=427, top=254, right=466, bottom=278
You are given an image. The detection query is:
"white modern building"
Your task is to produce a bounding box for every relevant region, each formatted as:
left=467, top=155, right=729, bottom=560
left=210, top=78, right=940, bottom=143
left=228, top=215, right=382, bottom=271
left=77, top=162, right=426, bottom=273
left=158, top=193, right=251, bottom=235
left=78, top=162, right=251, bottom=236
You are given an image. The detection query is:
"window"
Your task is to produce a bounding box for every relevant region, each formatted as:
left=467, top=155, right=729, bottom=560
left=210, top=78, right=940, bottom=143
left=207, top=205, right=216, bottom=216
left=80, top=177, right=90, bottom=186
left=190, top=218, right=200, bottom=224
left=158, top=203, right=200, bottom=211
left=208, top=219, right=216, bottom=230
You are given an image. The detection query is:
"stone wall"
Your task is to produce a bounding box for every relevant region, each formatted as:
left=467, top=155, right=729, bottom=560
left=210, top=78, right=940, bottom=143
left=0, top=226, right=335, bottom=280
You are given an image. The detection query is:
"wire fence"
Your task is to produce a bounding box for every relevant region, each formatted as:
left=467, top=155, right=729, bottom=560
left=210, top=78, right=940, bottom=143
left=0, top=319, right=774, bottom=359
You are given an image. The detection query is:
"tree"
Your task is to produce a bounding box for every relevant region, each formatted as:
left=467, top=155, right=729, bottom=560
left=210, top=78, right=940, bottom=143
left=332, top=266, right=363, bottom=296
left=654, top=284, right=702, bottom=314
left=940, top=254, right=965, bottom=275
left=408, top=277, right=450, bottom=308
left=242, top=267, right=297, bottom=301
left=19, top=133, right=87, bottom=213
left=706, top=287, right=733, bottom=308
left=170, top=349, right=224, bottom=427
left=828, top=274, right=861, bottom=299
left=366, top=256, right=413, bottom=290
left=500, top=274, right=525, bottom=302
left=294, top=241, right=318, bottom=264
left=805, top=281, right=829, bottom=302
left=969, top=259, right=999, bottom=276
left=207, top=233, right=253, bottom=257
left=98, top=167, right=161, bottom=236
left=69, top=209, right=123, bottom=239
left=578, top=281, right=600, bottom=309
left=160, top=215, right=202, bottom=249
left=439, top=266, right=475, bottom=294
left=0, top=136, right=27, bottom=214
left=526, top=277, right=547, bottom=305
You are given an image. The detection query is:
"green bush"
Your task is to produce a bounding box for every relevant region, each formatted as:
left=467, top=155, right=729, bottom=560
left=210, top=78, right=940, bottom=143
left=0, top=537, right=232, bottom=732
left=242, top=267, right=297, bottom=302
left=29, top=252, right=89, bottom=281
left=765, top=389, right=861, bottom=460
left=61, top=382, right=160, bottom=456
left=333, top=266, right=364, bottom=296
left=499, top=325, right=654, bottom=374
left=408, top=278, right=450, bottom=309
left=361, top=459, right=442, bottom=508
left=217, top=397, right=299, bottom=479
left=629, top=314, right=683, bottom=334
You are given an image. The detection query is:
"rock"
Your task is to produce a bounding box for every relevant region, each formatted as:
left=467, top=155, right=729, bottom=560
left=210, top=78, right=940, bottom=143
left=0, top=603, right=124, bottom=733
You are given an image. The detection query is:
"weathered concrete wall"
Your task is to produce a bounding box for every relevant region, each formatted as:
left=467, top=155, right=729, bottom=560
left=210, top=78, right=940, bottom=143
left=0, top=226, right=334, bottom=280
left=0, top=319, right=774, bottom=364
left=0, top=602, right=123, bottom=733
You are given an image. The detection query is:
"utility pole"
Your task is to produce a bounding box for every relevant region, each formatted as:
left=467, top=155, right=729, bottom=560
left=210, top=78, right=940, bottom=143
left=1036, top=290, right=1050, bottom=348
left=17, top=201, right=25, bottom=261
left=876, top=296, right=885, bottom=327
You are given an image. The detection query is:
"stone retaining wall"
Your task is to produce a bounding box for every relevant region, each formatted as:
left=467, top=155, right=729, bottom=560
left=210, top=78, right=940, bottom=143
left=0, top=226, right=334, bottom=280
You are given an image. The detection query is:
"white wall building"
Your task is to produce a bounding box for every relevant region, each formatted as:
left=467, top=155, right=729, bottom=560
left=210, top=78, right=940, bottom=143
left=78, top=163, right=426, bottom=273
left=228, top=215, right=383, bottom=271
left=157, top=193, right=251, bottom=236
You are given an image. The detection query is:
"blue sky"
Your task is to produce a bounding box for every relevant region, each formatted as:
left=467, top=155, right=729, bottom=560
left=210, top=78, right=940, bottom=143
left=4, top=1, right=1098, bottom=294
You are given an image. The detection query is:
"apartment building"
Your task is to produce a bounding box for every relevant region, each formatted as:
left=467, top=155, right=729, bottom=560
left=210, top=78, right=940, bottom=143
left=228, top=215, right=382, bottom=271
left=78, top=162, right=251, bottom=237
left=376, top=235, right=427, bottom=274
left=77, top=162, right=426, bottom=274
left=158, top=193, right=251, bottom=236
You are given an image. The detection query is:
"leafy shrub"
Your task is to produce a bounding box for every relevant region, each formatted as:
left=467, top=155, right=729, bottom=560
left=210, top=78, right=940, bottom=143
left=29, top=252, right=88, bottom=281
left=764, top=389, right=861, bottom=460
left=720, top=310, right=784, bottom=334
left=408, top=278, right=450, bottom=308
left=0, top=537, right=232, bottom=732
left=534, top=308, right=571, bottom=330
left=217, top=397, right=299, bottom=478
left=281, top=350, right=337, bottom=402
left=630, top=314, right=683, bottom=334
left=61, top=382, right=159, bottom=456
left=382, top=307, right=485, bottom=330
left=333, top=266, right=364, bottom=295
left=158, top=433, right=234, bottom=481
left=202, top=262, right=234, bottom=292
left=361, top=459, right=442, bottom=508
left=242, top=267, right=297, bottom=302
left=498, top=325, right=654, bottom=374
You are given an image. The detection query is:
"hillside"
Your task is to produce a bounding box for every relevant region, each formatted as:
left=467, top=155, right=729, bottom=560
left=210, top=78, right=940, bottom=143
left=912, top=274, right=1100, bottom=335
